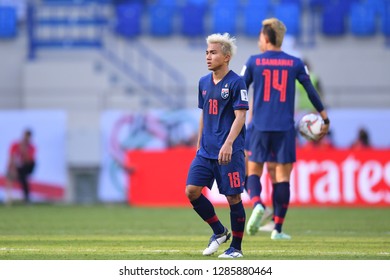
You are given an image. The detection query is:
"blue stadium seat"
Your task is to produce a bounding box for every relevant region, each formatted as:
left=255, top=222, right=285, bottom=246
left=349, top=3, right=377, bottom=36
left=332, top=0, right=360, bottom=13
left=246, top=0, right=271, bottom=9
left=155, top=0, right=177, bottom=6
left=181, top=3, right=207, bottom=37
left=273, top=3, right=301, bottom=37
left=308, top=0, right=327, bottom=9
left=0, top=6, right=17, bottom=38
left=365, top=0, right=387, bottom=17
left=213, top=0, right=241, bottom=7
left=321, top=3, right=346, bottom=36
left=186, top=0, right=208, bottom=5
left=211, top=5, right=238, bottom=35
left=381, top=2, right=390, bottom=36
left=149, top=4, right=175, bottom=36
left=243, top=2, right=270, bottom=37
left=278, top=0, right=302, bottom=7
left=115, top=2, right=143, bottom=38
left=43, top=0, right=110, bottom=2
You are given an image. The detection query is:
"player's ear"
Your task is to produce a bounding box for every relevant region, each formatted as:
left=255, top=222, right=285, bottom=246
left=263, top=33, right=270, bottom=44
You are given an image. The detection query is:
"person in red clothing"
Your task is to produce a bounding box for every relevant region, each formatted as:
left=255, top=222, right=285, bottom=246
left=5, top=129, right=36, bottom=204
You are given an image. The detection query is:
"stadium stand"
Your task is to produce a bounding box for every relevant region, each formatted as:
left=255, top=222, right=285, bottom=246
left=27, top=1, right=108, bottom=59
left=3, top=0, right=390, bottom=108
left=0, top=5, right=17, bottom=38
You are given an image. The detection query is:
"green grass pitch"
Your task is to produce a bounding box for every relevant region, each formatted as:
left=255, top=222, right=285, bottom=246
left=0, top=204, right=389, bottom=260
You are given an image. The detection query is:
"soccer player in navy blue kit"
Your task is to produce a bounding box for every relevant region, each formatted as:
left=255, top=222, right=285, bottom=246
left=185, top=33, right=248, bottom=258
left=242, top=18, right=330, bottom=239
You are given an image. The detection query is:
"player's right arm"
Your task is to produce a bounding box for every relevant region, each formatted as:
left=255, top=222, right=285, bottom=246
left=218, top=109, right=246, bottom=165
left=197, top=79, right=205, bottom=152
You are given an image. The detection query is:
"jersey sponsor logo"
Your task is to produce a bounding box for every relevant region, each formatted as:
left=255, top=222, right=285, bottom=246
left=240, top=89, right=248, bottom=101
left=221, top=88, right=229, bottom=99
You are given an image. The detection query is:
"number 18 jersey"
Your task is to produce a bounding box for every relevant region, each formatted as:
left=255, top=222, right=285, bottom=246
left=241, top=50, right=324, bottom=131
left=198, top=70, right=249, bottom=159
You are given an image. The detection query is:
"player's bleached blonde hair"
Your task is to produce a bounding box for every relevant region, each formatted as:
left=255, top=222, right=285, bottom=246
left=206, top=33, right=237, bottom=58
left=262, top=18, right=287, bottom=48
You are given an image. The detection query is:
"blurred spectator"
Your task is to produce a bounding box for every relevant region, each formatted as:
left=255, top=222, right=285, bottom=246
left=296, top=59, right=324, bottom=113
left=5, top=129, right=36, bottom=204
left=350, top=127, right=371, bottom=150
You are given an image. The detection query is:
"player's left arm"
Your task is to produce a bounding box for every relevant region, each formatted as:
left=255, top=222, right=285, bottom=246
left=218, top=109, right=246, bottom=165
left=297, top=61, right=330, bottom=139
left=302, top=79, right=330, bottom=139
left=318, top=109, right=330, bottom=139
left=296, top=60, right=323, bottom=111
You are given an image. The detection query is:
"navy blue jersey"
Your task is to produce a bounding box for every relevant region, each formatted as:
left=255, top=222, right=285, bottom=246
left=198, top=70, right=249, bottom=159
left=242, top=51, right=324, bottom=131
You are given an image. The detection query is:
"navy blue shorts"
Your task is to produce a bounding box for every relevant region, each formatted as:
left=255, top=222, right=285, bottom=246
left=186, top=152, right=245, bottom=196
left=248, top=128, right=296, bottom=163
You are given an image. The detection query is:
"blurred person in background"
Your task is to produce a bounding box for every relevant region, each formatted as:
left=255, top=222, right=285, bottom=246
left=242, top=95, right=275, bottom=233
left=185, top=33, right=248, bottom=258
left=241, top=18, right=330, bottom=240
left=5, top=129, right=36, bottom=204
left=351, top=127, right=371, bottom=150
left=295, top=59, right=325, bottom=114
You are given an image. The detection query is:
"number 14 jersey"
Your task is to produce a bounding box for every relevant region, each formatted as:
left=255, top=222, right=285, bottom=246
left=241, top=50, right=324, bottom=131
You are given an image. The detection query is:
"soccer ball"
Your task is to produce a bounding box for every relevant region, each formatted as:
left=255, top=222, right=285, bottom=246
left=298, top=113, right=323, bottom=141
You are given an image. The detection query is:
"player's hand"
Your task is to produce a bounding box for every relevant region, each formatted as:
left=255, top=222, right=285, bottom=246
left=218, top=143, right=232, bottom=165
left=318, top=123, right=330, bottom=140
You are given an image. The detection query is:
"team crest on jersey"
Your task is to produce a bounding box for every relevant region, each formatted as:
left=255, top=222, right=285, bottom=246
left=221, top=88, right=229, bottom=99
left=202, top=90, right=207, bottom=96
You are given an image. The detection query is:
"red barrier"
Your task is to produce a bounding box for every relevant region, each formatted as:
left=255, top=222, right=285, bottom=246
left=127, top=147, right=195, bottom=207
left=127, top=147, right=390, bottom=207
